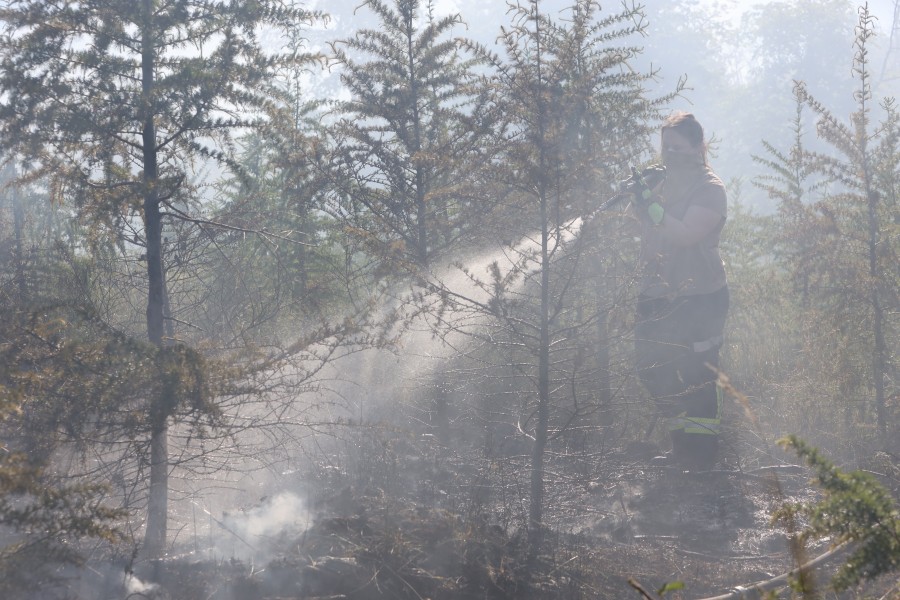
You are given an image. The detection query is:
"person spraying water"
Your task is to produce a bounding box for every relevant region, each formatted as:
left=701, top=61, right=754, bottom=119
left=630, top=112, right=729, bottom=471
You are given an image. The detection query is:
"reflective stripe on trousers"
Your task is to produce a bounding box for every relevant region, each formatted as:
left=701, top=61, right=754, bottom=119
left=667, top=383, right=724, bottom=435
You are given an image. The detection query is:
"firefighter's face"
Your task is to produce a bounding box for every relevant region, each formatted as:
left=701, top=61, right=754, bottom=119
left=661, top=129, right=703, bottom=169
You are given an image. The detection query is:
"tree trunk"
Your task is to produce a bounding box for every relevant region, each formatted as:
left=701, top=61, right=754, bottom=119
left=295, top=185, right=310, bottom=299
left=141, top=0, right=168, bottom=559
left=596, top=303, right=612, bottom=409
left=528, top=11, right=549, bottom=562
left=859, top=95, right=887, bottom=441
left=408, top=21, right=428, bottom=269
left=866, top=189, right=887, bottom=440
left=529, top=187, right=551, bottom=561
left=11, top=182, right=27, bottom=301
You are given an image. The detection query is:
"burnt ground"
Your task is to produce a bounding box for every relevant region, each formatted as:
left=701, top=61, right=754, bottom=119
left=89, top=433, right=899, bottom=600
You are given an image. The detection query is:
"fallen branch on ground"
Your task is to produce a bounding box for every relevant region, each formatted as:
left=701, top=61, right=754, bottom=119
left=695, top=541, right=852, bottom=600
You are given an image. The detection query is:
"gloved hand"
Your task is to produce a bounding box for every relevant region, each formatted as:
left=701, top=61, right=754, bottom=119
left=646, top=201, right=665, bottom=225
left=623, top=165, right=666, bottom=225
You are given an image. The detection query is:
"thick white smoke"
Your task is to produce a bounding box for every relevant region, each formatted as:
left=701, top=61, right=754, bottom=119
left=215, top=491, right=311, bottom=561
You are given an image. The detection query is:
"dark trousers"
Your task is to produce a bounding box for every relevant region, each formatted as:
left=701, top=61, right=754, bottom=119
left=635, top=287, right=729, bottom=463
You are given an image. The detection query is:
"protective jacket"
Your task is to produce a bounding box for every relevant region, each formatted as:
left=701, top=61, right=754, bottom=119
left=634, top=165, right=729, bottom=467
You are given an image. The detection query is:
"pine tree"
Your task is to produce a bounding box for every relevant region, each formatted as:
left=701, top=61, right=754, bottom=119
left=757, top=6, right=899, bottom=445
left=0, top=0, right=324, bottom=558
left=777, top=435, right=900, bottom=592
left=434, top=0, right=668, bottom=561
left=327, top=0, right=499, bottom=270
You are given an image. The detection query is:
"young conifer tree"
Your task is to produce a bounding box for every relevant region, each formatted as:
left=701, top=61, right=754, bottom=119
left=327, top=0, right=500, bottom=271
left=777, top=435, right=900, bottom=592
left=436, top=0, right=669, bottom=561
left=203, top=27, right=339, bottom=337
left=0, top=0, right=324, bottom=558
left=760, top=6, right=898, bottom=445
left=0, top=171, right=127, bottom=595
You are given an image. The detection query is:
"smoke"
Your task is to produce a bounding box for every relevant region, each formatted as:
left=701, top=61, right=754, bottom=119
left=124, top=572, right=158, bottom=596
left=214, top=491, right=311, bottom=561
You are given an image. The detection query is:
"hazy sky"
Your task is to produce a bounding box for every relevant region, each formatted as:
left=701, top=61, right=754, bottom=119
left=301, top=0, right=898, bottom=47
left=307, top=0, right=899, bottom=67
left=298, top=0, right=900, bottom=101
left=419, top=0, right=898, bottom=24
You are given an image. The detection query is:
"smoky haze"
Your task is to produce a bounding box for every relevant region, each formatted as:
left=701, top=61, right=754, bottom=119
left=293, top=0, right=899, bottom=212
left=0, top=1, right=897, bottom=599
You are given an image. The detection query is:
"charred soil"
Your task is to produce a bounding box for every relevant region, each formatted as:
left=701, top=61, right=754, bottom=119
left=95, top=434, right=900, bottom=600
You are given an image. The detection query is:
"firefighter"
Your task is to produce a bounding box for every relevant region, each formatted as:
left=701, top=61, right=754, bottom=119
left=631, top=112, right=729, bottom=470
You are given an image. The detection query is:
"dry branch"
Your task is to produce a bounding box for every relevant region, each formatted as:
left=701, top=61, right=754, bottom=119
left=696, top=541, right=852, bottom=600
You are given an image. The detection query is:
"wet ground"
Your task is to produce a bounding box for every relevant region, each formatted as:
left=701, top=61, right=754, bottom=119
left=51, top=435, right=897, bottom=600
left=528, top=445, right=836, bottom=598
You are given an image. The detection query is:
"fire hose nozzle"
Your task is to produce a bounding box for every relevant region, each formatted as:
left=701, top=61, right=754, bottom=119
left=621, top=164, right=666, bottom=195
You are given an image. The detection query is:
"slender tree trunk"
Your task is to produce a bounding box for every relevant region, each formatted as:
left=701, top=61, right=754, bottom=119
left=596, top=307, right=611, bottom=408
left=866, top=189, right=887, bottom=440
left=11, top=183, right=27, bottom=302
left=858, top=79, right=887, bottom=440
left=141, top=0, right=168, bottom=559
left=529, top=185, right=551, bottom=559
left=407, top=18, right=428, bottom=268
left=295, top=185, right=310, bottom=299
left=529, top=13, right=549, bottom=557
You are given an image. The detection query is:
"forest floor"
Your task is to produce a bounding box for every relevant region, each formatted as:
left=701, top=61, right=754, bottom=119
left=98, top=433, right=899, bottom=600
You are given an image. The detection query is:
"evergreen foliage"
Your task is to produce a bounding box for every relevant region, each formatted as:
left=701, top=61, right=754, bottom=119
left=0, top=0, right=897, bottom=597
left=327, top=0, right=500, bottom=269
left=0, top=0, right=326, bottom=557
left=777, top=435, right=900, bottom=592
left=421, top=0, right=675, bottom=560
left=0, top=450, right=124, bottom=599
left=206, top=26, right=363, bottom=328
left=754, top=5, right=899, bottom=446
left=0, top=295, right=126, bottom=595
